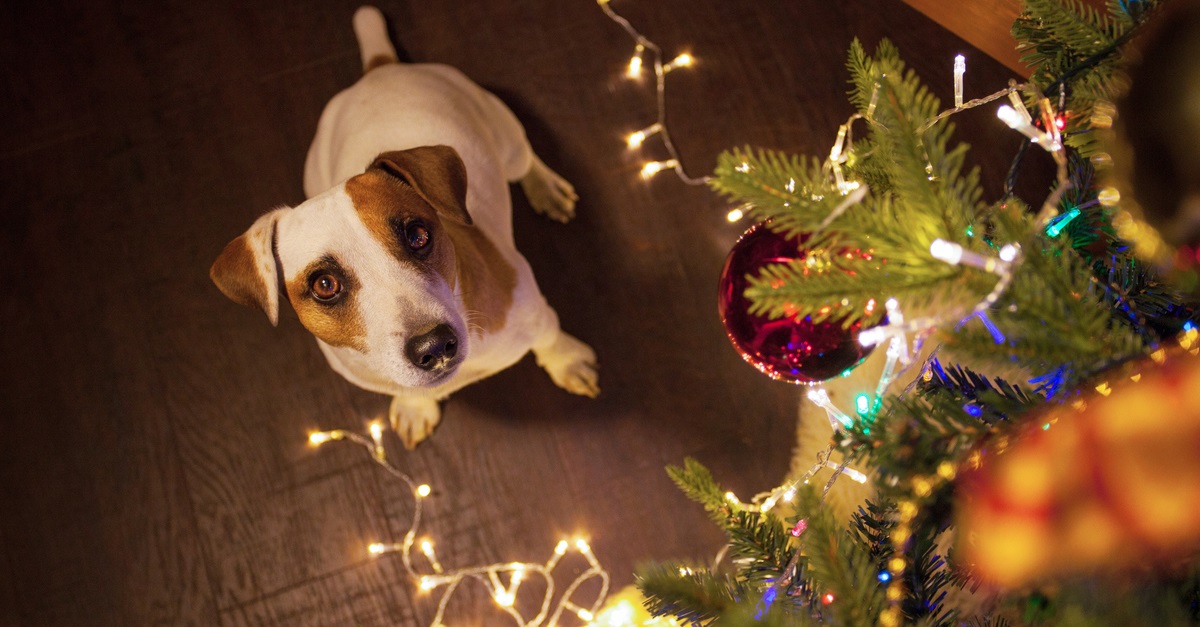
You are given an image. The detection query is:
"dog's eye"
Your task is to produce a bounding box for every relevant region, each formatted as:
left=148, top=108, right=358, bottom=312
left=405, top=221, right=431, bottom=252
left=310, top=273, right=342, bottom=302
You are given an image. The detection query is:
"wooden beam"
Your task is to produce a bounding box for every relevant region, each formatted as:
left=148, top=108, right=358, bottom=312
left=900, top=0, right=1027, bottom=75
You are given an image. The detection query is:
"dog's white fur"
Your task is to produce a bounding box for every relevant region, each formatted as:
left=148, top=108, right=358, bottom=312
left=212, top=6, right=598, bottom=447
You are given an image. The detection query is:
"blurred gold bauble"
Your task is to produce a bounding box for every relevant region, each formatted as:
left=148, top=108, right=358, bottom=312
left=957, top=330, right=1200, bottom=587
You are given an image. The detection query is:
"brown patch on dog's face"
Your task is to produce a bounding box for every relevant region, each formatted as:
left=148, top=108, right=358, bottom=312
left=284, top=255, right=367, bottom=351
left=345, top=168, right=459, bottom=289
left=346, top=156, right=515, bottom=337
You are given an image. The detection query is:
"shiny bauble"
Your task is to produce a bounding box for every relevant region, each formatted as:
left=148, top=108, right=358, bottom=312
left=717, top=221, right=877, bottom=384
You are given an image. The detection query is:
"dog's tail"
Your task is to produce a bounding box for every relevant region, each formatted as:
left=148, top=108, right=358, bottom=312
left=353, top=6, right=398, bottom=73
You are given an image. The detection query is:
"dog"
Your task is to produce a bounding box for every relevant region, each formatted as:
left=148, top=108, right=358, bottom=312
left=210, top=6, right=599, bottom=447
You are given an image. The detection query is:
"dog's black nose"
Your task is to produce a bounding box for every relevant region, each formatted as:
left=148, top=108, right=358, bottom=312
left=406, top=324, right=459, bottom=371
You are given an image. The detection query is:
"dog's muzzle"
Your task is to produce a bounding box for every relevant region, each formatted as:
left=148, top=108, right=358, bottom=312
left=405, top=324, right=460, bottom=373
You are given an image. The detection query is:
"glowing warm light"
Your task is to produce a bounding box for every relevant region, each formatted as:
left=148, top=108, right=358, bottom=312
left=419, top=576, right=437, bottom=591
left=555, top=540, right=569, bottom=555
left=782, top=488, right=796, bottom=502
left=368, top=542, right=386, bottom=555
left=309, top=432, right=331, bottom=445
left=626, top=122, right=662, bottom=149
left=1098, top=187, right=1121, bottom=206
left=724, top=491, right=740, bottom=505
left=576, top=608, right=595, bottom=621
left=416, top=484, right=432, bottom=498
left=821, top=592, right=835, bottom=605
left=726, top=207, right=745, bottom=222
left=664, top=52, right=693, bottom=72
left=495, top=591, right=516, bottom=607
left=368, top=421, right=386, bottom=460
left=640, top=159, right=677, bottom=179
left=627, top=44, right=644, bottom=78
left=575, top=538, right=592, bottom=554
left=836, top=179, right=861, bottom=195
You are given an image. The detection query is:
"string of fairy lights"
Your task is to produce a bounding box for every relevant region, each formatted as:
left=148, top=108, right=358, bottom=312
left=597, top=0, right=708, bottom=186
left=308, top=424, right=611, bottom=626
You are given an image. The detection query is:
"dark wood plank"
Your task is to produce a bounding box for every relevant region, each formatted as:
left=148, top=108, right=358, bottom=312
left=0, top=0, right=1033, bottom=624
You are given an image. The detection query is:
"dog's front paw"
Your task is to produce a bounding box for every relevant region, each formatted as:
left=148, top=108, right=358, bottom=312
left=521, top=156, right=578, bottom=224
left=389, top=396, right=442, bottom=449
left=534, top=331, right=600, bottom=398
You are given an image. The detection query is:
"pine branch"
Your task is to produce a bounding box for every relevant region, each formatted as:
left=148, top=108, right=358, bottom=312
left=636, top=563, right=750, bottom=624
left=849, top=499, right=898, bottom=562
left=791, top=488, right=886, bottom=626
left=918, top=359, right=1039, bottom=424
left=903, top=532, right=958, bottom=627
left=726, top=510, right=796, bottom=587
left=710, top=149, right=836, bottom=240
left=667, top=457, right=733, bottom=523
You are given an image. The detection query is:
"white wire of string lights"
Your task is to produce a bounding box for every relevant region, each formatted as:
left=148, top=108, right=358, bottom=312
left=596, top=0, right=710, bottom=186
left=308, top=424, right=609, bottom=626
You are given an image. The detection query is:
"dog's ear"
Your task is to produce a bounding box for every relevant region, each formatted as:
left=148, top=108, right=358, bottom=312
left=210, top=208, right=287, bottom=326
left=370, top=146, right=472, bottom=225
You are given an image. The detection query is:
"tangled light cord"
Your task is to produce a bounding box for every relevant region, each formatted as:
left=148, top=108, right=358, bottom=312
left=309, top=424, right=609, bottom=627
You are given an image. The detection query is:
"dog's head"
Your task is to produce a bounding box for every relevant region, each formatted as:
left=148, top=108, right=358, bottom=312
left=211, top=145, right=474, bottom=388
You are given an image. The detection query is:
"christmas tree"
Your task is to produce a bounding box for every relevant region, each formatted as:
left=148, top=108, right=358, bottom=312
left=634, top=1, right=1200, bottom=625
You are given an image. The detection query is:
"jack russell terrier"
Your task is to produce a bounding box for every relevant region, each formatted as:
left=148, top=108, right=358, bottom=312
left=211, top=6, right=599, bottom=447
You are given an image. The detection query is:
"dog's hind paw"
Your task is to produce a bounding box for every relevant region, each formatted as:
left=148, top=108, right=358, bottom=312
left=521, top=155, right=578, bottom=224
left=534, top=331, right=600, bottom=398
left=389, top=395, right=442, bottom=449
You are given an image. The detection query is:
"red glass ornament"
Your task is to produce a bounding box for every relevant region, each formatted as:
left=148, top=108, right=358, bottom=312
left=718, top=222, right=877, bottom=384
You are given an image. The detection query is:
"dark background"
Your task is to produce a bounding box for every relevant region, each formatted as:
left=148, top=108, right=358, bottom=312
left=0, top=1, right=1027, bottom=624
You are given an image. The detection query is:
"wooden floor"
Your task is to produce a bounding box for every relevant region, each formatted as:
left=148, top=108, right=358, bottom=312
left=0, top=1, right=1028, bottom=624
